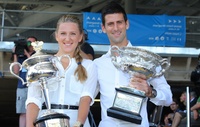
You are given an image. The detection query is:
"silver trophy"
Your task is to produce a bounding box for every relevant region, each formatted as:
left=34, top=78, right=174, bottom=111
left=10, top=41, right=70, bottom=127
left=107, top=45, right=170, bottom=124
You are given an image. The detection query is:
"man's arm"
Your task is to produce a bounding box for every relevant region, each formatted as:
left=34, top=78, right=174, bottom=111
left=191, top=102, right=200, bottom=111
left=190, top=97, right=200, bottom=120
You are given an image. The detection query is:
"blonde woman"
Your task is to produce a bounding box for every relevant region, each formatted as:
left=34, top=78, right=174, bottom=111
left=26, top=15, right=97, bottom=127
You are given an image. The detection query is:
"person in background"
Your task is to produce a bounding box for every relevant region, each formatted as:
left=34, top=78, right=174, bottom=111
left=185, top=95, right=200, bottom=126
left=94, top=1, right=172, bottom=127
left=25, top=15, right=97, bottom=127
left=80, top=42, right=95, bottom=60
left=171, top=91, right=197, bottom=127
left=164, top=97, right=181, bottom=127
left=12, top=36, right=37, bottom=127
left=191, top=96, right=200, bottom=119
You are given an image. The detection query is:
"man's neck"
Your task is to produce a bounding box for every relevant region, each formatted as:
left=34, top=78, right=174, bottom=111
left=111, top=40, right=129, bottom=48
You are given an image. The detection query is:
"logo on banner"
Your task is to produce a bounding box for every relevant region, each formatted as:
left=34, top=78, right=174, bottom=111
left=83, top=12, right=109, bottom=44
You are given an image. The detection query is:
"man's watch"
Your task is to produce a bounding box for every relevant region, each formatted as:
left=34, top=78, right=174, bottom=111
left=74, top=121, right=83, bottom=127
left=151, top=89, right=157, bottom=98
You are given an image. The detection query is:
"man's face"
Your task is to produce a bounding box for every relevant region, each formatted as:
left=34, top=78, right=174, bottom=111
left=170, top=101, right=179, bottom=111
left=27, top=37, right=36, bottom=52
left=101, top=13, right=129, bottom=46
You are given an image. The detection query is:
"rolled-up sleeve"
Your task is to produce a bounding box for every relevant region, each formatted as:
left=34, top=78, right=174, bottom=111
left=25, top=81, right=43, bottom=109
left=81, top=61, right=97, bottom=106
left=149, top=66, right=172, bottom=106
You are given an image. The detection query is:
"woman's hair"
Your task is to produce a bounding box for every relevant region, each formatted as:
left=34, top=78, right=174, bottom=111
left=172, top=97, right=179, bottom=105
left=56, top=15, right=87, bottom=83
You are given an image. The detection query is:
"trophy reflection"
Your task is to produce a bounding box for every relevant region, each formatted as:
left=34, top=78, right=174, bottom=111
left=107, top=46, right=170, bottom=124
left=10, top=41, right=70, bottom=127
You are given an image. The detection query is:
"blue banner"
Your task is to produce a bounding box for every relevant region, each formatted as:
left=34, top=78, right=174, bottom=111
left=83, top=12, right=186, bottom=47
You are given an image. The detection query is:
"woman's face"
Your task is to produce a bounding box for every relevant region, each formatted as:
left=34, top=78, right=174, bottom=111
left=180, top=93, right=186, bottom=103
left=55, top=22, right=83, bottom=57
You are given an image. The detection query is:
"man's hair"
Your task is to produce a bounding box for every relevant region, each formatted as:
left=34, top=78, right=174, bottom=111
left=101, top=1, right=127, bottom=25
left=27, top=36, right=37, bottom=41
left=190, top=91, right=197, bottom=98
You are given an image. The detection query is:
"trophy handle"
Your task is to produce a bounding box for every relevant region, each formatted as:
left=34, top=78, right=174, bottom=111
left=51, top=55, right=71, bottom=80
left=154, top=58, right=170, bottom=77
left=60, top=54, right=71, bottom=70
left=111, top=46, right=122, bottom=69
left=10, top=62, right=27, bottom=85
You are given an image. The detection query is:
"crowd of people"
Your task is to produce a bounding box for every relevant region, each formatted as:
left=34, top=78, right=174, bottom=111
left=162, top=91, right=200, bottom=127
left=10, top=1, right=200, bottom=127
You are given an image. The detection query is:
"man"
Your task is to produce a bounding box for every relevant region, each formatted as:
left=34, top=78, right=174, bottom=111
left=94, top=1, right=172, bottom=127
left=12, top=36, right=37, bottom=127
left=81, top=42, right=95, bottom=60
left=171, top=91, right=197, bottom=127
left=188, top=96, right=200, bottom=126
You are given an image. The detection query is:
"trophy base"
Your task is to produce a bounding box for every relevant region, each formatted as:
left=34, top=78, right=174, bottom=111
left=34, top=112, right=70, bottom=127
left=107, top=107, right=142, bottom=124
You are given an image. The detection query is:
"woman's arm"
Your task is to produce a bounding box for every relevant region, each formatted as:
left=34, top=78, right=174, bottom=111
left=75, top=96, right=91, bottom=126
left=26, top=103, right=40, bottom=127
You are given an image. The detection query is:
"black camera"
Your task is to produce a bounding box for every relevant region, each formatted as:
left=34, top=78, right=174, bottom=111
left=191, top=54, right=200, bottom=84
left=14, top=39, right=31, bottom=57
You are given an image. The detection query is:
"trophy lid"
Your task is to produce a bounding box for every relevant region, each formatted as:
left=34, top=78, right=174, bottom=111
left=116, top=46, right=163, bottom=61
left=31, top=41, right=45, bottom=57
left=22, top=41, right=53, bottom=69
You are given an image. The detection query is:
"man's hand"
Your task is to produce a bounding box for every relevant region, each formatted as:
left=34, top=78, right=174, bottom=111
left=24, top=49, right=31, bottom=58
left=193, top=110, right=199, bottom=120
left=129, top=73, right=153, bottom=97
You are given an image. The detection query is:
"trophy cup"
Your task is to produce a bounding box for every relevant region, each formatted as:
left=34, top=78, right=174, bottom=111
left=107, top=45, right=170, bottom=124
left=10, top=41, right=70, bottom=127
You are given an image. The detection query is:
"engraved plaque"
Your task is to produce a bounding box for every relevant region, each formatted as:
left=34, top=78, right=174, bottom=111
left=107, top=88, right=145, bottom=124
left=114, top=91, right=143, bottom=114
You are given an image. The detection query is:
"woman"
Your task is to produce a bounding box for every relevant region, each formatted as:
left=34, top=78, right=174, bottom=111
left=164, top=98, right=180, bottom=127
left=26, top=15, right=97, bottom=127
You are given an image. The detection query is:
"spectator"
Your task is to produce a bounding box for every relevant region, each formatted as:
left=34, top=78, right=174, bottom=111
left=81, top=42, right=95, bottom=60
left=171, top=91, right=197, bottom=127
left=12, top=36, right=37, bottom=127
left=164, top=97, right=181, bottom=127
left=178, top=95, right=200, bottom=127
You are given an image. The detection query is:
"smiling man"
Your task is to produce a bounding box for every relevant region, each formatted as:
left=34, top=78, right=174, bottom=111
left=94, top=1, right=172, bottom=127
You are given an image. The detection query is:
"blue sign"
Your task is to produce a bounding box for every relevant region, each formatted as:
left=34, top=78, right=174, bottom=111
left=83, top=12, right=186, bottom=47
